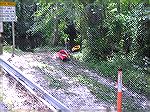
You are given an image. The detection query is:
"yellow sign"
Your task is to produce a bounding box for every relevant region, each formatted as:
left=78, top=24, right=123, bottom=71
left=0, top=2, right=16, bottom=22
left=0, top=2, right=16, bottom=6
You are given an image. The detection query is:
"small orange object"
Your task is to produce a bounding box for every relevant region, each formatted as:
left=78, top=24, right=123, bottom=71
left=72, top=45, right=80, bottom=52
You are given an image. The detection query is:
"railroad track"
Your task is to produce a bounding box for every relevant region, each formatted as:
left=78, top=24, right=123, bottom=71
left=0, top=58, right=71, bottom=112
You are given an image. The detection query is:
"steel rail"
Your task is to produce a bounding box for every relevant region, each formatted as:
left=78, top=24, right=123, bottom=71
left=0, top=58, right=71, bottom=112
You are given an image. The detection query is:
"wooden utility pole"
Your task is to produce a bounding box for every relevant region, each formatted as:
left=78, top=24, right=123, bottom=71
left=52, top=3, right=59, bottom=46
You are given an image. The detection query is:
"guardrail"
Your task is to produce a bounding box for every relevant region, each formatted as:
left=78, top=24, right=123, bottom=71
left=0, top=58, right=71, bottom=112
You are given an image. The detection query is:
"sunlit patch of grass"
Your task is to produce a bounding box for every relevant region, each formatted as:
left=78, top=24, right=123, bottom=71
left=71, top=52, right=84, bottom=61
left=3, top=46, right=12, bottom=53
left=3, top=45, right=23, bottom=54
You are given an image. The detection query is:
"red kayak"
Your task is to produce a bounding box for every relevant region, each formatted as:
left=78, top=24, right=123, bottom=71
left=55, top=50, right=69, bottom=61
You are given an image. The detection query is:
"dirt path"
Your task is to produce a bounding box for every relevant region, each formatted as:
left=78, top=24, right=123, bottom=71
left=1, top=51, right=150, bottom=112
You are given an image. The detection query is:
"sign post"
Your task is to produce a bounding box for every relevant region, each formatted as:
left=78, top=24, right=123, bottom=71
left=0, top=1, right=16, bottom=56
left=0, top=22, right=3, bottom=55
left=117, top=68, right=123, bottom=112
left=0, top=22, right=3, bottom=33
left=12, top=21, right=15, bottom=57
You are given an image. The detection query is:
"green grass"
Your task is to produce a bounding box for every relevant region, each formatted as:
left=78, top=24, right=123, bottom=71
left=76, top=74, right=116, bottom=102
left=75, top=74, right=142, bottom=111
left=34, top=45, right=64, bottom=53
left=44, top=75, right=69, bottom=89
left=54, top=63, right=142, bottom=111
left=3, top=46, right=12, bottom=53
left=72, top=52, right=150, bottom=99
left=3, top=45, right=23, bottom=54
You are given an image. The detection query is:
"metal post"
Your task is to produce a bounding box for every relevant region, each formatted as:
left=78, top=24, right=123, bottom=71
left=0, top=33, right=2, bottom=55
left=0, top=22, right=3, bottom=55
left=12, top=21, right=15, bottom=57
left=117, top=68, right=123, bottom=112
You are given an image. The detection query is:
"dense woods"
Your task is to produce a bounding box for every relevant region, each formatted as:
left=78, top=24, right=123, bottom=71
left=3, top=0, right=150, bottom=103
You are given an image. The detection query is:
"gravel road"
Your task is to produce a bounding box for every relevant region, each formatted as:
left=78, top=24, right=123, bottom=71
left=0, top=69, right=53, bottom=112
left=1, top=51, right=150, bottom=112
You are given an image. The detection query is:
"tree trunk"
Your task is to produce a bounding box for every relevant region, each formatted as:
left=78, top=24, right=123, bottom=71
left=52, top=17, right=59, bottom=46
left=117, top=0, right=121, bottom=14
left=52, top=3, right=60, bottom=46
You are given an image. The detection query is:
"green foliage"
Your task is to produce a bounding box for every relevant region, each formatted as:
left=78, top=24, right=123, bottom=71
left=72, top=50, right=149, bottom=98
left=28, top=1, right=83, bottom=46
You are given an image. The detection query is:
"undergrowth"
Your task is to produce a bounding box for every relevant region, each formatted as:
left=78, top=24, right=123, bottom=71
left=72, top=51, right=150, bottom=99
